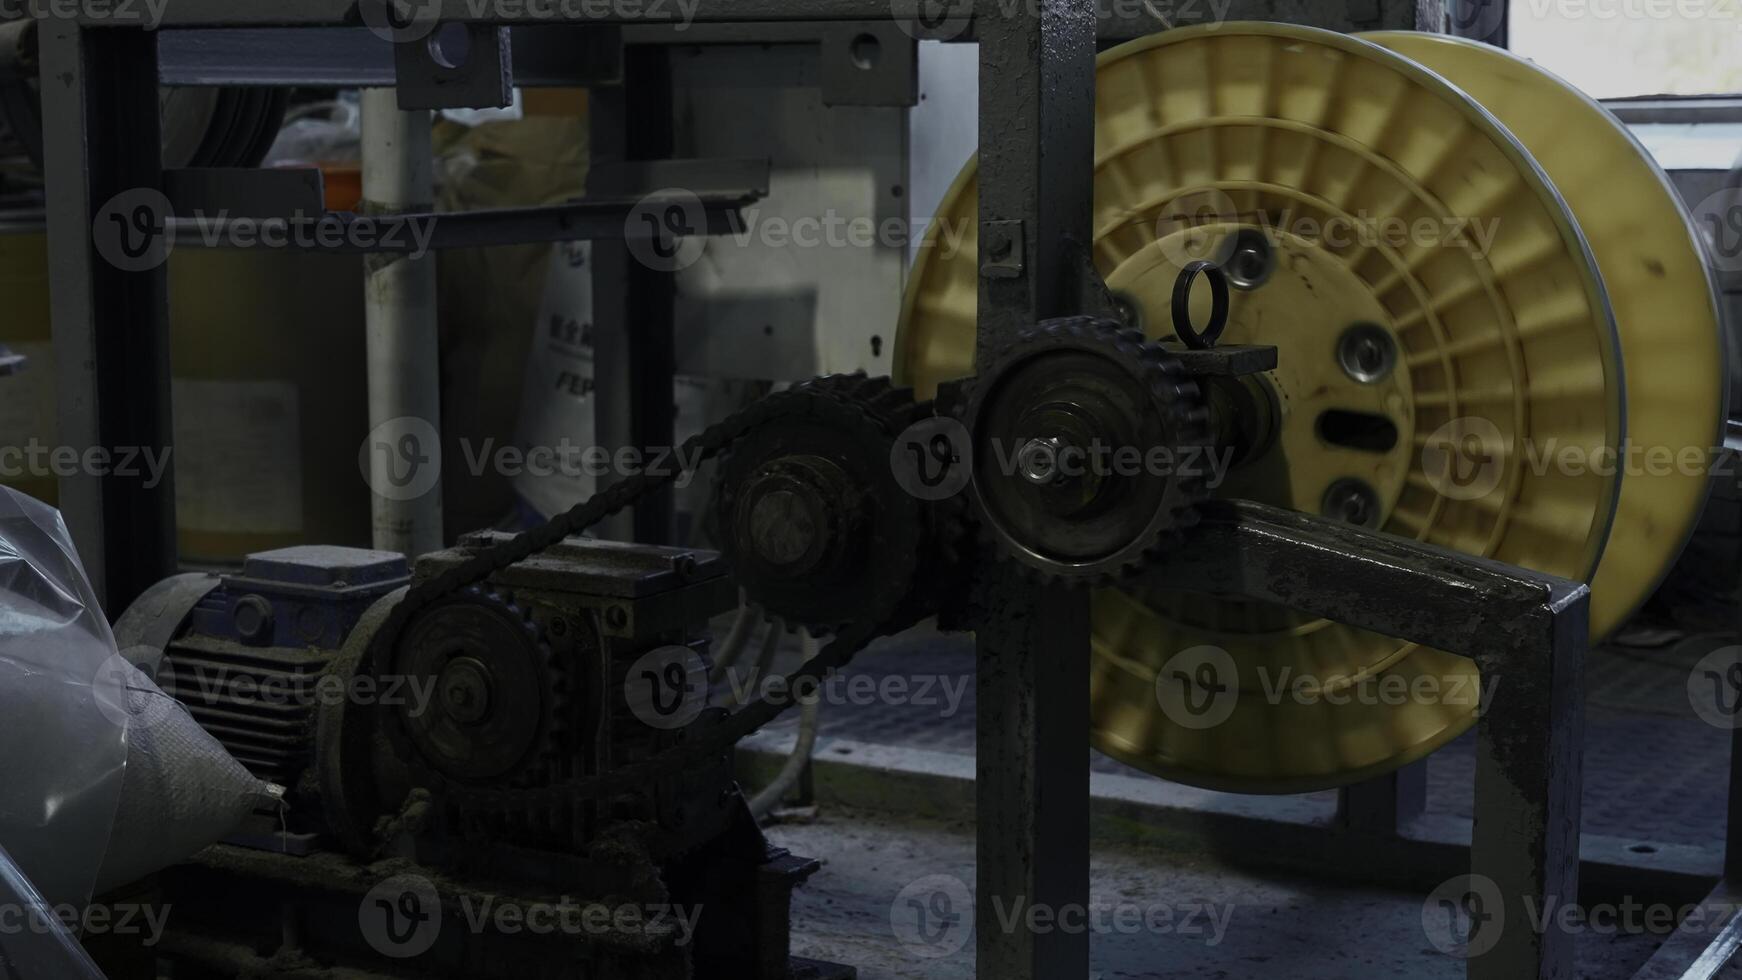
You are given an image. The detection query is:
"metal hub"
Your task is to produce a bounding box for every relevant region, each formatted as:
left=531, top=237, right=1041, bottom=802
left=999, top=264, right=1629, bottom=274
left=713, top=376, right=937, bottom=633
left=735, top=456, right=856, bottom=579
left=390, top=590, right=556, bottom=784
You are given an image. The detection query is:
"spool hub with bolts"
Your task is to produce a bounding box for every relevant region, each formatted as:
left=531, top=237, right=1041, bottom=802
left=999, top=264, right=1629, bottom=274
left=895, top=23, right=1723, bottom=792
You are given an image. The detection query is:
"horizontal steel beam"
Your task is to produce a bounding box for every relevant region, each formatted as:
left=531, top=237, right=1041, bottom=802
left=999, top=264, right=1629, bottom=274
left=1149, top=499, right=1586, bottom=659
left=81, top=0, right=1416, bottom=33
left=167, top=192, right=755, bottom=252
left=158, top=25, right=621, bottom=87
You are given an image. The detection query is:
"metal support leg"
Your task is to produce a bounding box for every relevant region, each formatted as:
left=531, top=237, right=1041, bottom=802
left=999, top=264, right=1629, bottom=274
left=40, top=22, right=176, bottom=612
left=973, top=0, right=1096, bottom=976
left=1467, top=590, right=1585, bottom=980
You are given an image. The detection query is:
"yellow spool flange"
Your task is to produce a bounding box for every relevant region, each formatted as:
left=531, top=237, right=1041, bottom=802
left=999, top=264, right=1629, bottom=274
left=895, top=23, right=1632, bottom=792
left=1361, top=30, right=1727, bottom=653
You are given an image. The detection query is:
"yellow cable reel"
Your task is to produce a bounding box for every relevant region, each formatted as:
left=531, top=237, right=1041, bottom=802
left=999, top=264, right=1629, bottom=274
left=894, top=24, right=1725, bottom=792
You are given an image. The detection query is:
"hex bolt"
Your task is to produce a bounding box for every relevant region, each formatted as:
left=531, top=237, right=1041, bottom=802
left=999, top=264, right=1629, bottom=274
left=1017, top=436, right=1067, bottom=486
left=1224, top=228, right=1274, bottom=291
left=1322, top=478, right=1382, bottom=528
left=1337, top=323, right=1398, bottom=384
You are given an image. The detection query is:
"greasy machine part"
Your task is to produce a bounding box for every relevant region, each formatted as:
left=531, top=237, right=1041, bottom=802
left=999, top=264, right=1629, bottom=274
left=894, top=24, right=1630, bottom=791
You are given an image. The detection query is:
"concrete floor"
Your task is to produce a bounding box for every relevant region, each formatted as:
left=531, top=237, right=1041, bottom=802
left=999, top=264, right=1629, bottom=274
left=767, top=808, right=1677, bottom=980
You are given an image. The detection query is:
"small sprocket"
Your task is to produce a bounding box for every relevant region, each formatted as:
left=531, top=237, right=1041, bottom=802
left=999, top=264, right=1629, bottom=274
left=711, top=375, right=946, bottom=635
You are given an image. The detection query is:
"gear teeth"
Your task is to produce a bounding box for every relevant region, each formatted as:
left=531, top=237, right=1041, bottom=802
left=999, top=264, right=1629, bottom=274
left=959, top=315, right=1212, bottom=585
left=710, top=377, right=947, bottom=638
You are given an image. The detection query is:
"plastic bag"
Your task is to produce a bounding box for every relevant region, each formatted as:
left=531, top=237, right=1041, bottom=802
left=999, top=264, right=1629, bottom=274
left=0, top=488, right=130, bottom=911
left=0, top=487, right=274, bottom=920
left=0, top=842, right=106, bottom=980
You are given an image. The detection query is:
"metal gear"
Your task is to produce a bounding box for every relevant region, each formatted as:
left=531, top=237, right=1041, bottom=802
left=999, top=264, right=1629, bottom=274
left=959, top=316, right=1210, bottom=586
left=386, top=588, right=566, bottom=788
left=712, top=374, right=938, bottom=635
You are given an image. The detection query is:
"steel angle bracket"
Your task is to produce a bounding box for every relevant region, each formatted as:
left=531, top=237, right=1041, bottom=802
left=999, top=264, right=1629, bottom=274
left=1146, top=498, right=1585, bottom=980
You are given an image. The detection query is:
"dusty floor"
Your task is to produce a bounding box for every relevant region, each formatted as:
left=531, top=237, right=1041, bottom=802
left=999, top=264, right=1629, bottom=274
left=766, top=807, right=1684, bottom=980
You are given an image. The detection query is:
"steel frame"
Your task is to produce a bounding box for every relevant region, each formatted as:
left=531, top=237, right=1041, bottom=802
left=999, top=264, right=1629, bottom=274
left=38, top=1, right=1725, bottom=978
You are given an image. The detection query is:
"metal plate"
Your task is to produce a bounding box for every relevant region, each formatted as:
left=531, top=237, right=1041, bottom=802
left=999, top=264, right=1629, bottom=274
left=894, top=23, right=1625, bottom=792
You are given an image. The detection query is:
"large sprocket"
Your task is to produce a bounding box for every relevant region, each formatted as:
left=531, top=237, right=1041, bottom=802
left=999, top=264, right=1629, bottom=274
left=958, top=316, right=1210, bottom=586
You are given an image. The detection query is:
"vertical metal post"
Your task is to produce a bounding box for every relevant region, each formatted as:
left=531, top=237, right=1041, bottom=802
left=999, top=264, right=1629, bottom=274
left=973, top=0, right=1096, bottom=975
left=360, top=88, right=443, bottom=557
left=590, top=45, right=676, bottom=546
left=1730, top=677, right=1742, bottom=881
left=40, top=22, right=176, bottom=612
left=1336, top=762, right=1427, bottom=831
left=1468, top=586, right=1586, bottom=980
left=1448, top=0, right=1510, bottom=47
